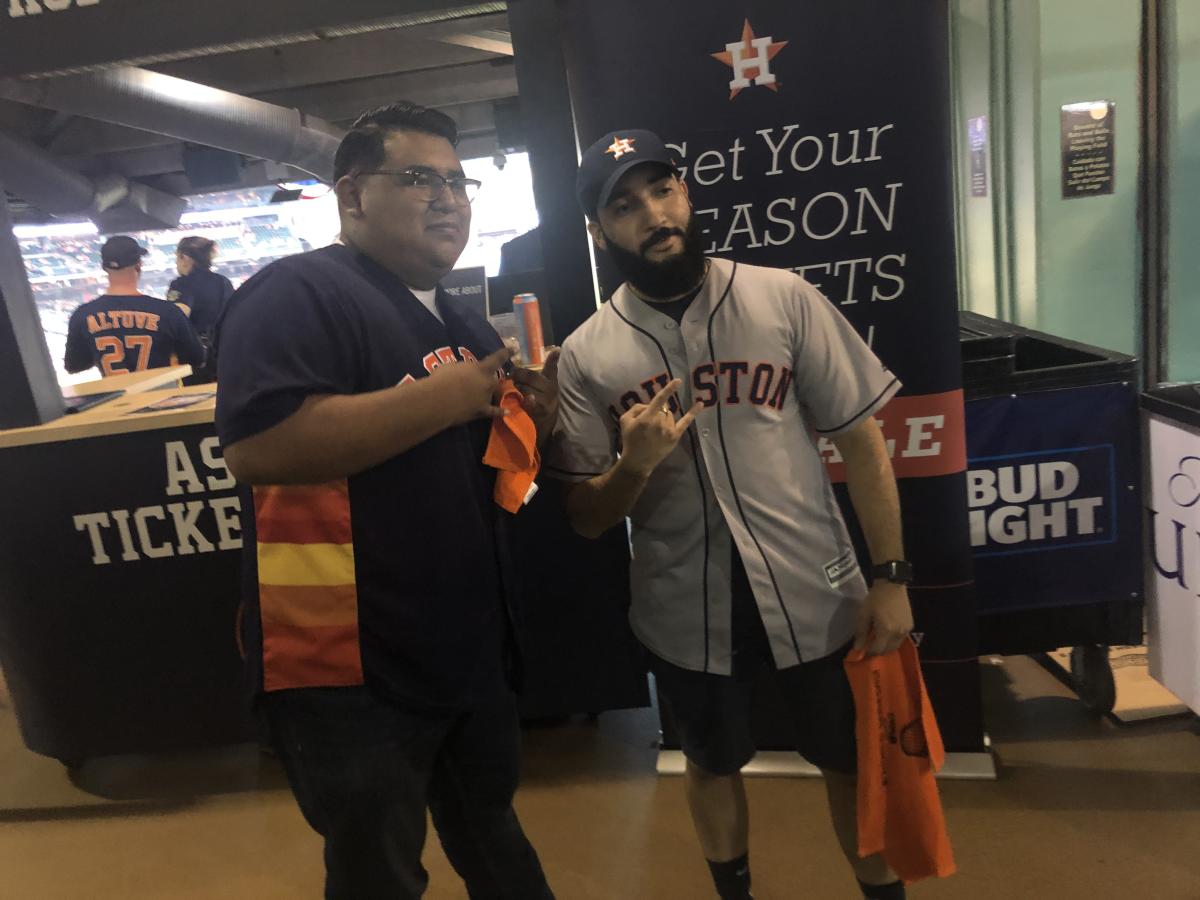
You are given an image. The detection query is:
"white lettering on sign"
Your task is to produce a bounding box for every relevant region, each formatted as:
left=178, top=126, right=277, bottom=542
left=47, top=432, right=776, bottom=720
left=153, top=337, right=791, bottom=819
left=966, top=461, right=1105, bottom=548
left=819, top=415, right=948, bottom=465
left=72, top=437, right=242, bottom=566
left=8, top=0, right=99, bottom=18
left=726, top=35, right=778, bottom=91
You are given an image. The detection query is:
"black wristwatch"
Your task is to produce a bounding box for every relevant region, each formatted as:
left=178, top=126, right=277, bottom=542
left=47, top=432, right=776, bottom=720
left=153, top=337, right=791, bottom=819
left=870, top=560, right=914, bottom=585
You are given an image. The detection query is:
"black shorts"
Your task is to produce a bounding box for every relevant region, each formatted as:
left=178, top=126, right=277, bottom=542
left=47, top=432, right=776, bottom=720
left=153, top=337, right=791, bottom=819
left=649, top=554, right=858, bottom=777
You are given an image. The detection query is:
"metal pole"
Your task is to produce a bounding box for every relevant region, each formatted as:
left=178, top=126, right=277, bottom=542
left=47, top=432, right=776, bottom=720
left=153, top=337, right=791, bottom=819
left=0, top=185, right=65, bottom=429
left=1139, top=0, right=1170, bottom=386
left=507, top=0, right=599, bottom=341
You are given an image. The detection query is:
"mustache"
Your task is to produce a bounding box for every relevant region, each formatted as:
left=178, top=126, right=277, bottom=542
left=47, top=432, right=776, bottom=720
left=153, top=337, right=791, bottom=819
left=640, top=227, right=685, bottom=254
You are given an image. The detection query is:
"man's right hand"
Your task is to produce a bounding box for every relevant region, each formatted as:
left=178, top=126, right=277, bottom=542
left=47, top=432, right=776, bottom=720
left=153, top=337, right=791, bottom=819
left=618, top=379, right=702, bottom=478
left=428, top=345, right=514, bottom=425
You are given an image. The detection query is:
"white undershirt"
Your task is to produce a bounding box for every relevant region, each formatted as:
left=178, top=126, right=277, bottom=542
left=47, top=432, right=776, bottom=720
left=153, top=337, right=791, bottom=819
left=334, top=237, right=443, bottom=323
left=407, top=285, right=443, bottom=323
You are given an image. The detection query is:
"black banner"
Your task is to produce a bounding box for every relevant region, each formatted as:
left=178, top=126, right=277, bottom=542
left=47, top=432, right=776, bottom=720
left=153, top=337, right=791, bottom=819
left=0, top=424, right=253, bottom=763
left=441, top=265, right=489, bottom=319
left=562, top=0, right=983, bottom=750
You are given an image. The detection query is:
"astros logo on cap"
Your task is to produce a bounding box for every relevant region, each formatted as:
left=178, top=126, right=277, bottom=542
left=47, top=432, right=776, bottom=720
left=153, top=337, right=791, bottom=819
left=605, top=136, right=637, bottom=159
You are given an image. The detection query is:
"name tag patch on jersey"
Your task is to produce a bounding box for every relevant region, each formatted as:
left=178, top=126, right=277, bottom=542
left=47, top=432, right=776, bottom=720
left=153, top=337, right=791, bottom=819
left=825, top=550, right=859, bottom=588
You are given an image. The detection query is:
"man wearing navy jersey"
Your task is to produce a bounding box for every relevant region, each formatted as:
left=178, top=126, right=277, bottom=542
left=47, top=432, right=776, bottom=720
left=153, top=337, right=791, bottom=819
left=64, top=236, right=204, bottom=378
left=215, top=103, right=558, bottom=900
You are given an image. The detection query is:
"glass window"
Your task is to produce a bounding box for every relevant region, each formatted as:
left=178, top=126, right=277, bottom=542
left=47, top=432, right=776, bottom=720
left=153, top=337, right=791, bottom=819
left=1167, top=0, right=1200, bottom=380
left=951, top=0, right=1142, bottom=356
left=1033, top=0, right=1141, bottom=355
left=17, top=155, right=540, bottom=388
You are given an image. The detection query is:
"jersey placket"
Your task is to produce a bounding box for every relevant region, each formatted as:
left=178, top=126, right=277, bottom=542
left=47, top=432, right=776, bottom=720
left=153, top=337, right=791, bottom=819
left=679, top=281, right=808, bottom=671
left=611, top=294, right=733, bottom=675
left=661, top=310, right=738, bottom=674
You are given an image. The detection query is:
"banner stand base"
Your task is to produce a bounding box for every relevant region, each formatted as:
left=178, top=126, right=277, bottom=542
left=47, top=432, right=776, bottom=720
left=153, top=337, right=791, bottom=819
left=655, top=746, right=997, bottom=781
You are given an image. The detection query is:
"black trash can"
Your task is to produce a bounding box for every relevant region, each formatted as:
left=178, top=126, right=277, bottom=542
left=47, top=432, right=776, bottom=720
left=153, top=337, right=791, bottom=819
left=961, top=313, right=1144, bottom=710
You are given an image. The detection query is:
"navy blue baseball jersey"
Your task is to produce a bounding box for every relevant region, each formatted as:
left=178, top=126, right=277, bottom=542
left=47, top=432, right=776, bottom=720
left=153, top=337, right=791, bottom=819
left=64, top=293, right=205, bottom=377
left=215, top=243, right=515, bottom=712
left=167, top=268, right=235, bottom=339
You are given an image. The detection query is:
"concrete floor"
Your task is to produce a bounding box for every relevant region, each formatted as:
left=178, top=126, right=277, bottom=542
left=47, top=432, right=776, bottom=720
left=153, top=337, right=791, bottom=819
left=1, top=656, right=1198, bottom=899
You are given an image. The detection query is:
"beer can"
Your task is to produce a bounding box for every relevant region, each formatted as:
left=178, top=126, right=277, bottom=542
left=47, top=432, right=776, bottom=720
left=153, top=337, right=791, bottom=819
left=512, top=293, right=545, bottom=365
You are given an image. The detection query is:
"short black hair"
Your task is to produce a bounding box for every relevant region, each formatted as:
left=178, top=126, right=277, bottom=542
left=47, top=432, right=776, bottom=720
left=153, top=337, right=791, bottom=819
left=333, top=101, right=460, bottom=182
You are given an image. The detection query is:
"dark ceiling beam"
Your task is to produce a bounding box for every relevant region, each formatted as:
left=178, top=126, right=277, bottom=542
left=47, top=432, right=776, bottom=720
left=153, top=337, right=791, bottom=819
left=48, top=119, right=191, bottom=157
left=255, top=59, right=518, bottom=125
left=155, top=26, right=504, bottom=97
left=0, top=1, right=506, bottom=79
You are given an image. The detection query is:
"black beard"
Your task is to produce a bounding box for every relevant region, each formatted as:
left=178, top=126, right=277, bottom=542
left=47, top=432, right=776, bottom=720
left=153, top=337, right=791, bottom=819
left=602, top=215, right=708, bottom=299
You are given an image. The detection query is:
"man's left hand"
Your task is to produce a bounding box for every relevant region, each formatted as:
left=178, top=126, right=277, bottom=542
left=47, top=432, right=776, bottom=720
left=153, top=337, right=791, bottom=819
left=853, top=581, right=914, bottom=656
left=511, top=347, right=561, bottom=442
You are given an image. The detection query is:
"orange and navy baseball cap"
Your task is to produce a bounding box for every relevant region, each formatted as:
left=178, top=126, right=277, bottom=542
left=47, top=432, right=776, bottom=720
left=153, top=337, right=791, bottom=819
left=576, top=129, right=678, bottom=220
left=100, top=235, right=148, bottom=271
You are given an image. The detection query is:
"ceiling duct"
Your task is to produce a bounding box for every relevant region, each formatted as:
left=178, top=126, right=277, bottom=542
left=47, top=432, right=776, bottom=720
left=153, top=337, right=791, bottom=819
left=0, top=128, right=184, bottom=230
left=0, top=128, right=95, bottom=216
left=0, top=66, right=344, bottom=184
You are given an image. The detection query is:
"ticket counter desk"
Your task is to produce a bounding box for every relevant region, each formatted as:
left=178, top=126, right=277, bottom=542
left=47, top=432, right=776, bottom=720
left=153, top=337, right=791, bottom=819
left=0, top=372, right=646, bottom=768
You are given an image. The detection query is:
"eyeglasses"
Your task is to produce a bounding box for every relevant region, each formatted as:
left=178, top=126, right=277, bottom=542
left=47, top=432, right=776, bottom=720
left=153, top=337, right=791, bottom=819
left=358, top=169, right=482, bottom=204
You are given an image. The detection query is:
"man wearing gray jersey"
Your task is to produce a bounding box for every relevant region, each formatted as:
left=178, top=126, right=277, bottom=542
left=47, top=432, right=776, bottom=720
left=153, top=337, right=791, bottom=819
left=547, top=130, right=916, bottom=900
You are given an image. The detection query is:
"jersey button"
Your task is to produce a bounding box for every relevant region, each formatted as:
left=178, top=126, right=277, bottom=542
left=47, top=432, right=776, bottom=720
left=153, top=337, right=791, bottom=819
left=702, top=428, right=711, bottom=437
left=664, top=322, right=677, bottom=330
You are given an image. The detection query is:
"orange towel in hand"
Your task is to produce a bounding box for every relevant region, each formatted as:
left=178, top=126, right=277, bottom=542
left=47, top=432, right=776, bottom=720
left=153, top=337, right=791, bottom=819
left=844, top=639, right=956, bottom=884
left=483, top=378, right=540, bottom=513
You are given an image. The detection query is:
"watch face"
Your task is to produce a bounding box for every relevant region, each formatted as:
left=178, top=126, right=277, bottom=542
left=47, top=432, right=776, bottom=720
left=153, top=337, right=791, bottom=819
left=875, top=561, right=913, bottom=583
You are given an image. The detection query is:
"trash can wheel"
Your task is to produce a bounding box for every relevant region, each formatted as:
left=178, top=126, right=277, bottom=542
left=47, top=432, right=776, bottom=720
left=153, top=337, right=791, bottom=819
left=1069, top=645, right=1116, bottom=715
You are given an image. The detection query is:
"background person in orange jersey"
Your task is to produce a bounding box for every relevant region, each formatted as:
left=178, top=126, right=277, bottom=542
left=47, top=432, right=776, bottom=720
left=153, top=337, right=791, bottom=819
left=215, top=102, right=557, bottom=900
left=548, top=130, right=916, bottom=900
left=63, top=236, right=205, bottom=378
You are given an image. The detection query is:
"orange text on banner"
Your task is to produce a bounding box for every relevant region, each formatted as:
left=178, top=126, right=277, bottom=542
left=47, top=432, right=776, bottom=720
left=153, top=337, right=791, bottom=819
left=820, top=389, right=967, bottom=483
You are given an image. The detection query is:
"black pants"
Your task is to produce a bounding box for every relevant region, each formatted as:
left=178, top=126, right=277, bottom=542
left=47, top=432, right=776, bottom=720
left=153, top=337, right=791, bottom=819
left=649, top=550, right=859, bottom=776
left=262, top=685, right=554, bottom=900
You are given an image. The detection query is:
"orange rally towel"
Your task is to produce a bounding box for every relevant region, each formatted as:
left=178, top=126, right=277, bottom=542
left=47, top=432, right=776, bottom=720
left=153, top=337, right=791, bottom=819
left=844, top=639, right=956, bottom=884
left=483, top=378, right=540, bottom=513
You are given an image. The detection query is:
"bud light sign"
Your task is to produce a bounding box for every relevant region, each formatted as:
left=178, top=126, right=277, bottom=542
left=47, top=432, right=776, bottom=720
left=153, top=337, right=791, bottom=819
left=968, top=447, right=1115, bottom=556
left=965, top=383, right=1140, bottom=615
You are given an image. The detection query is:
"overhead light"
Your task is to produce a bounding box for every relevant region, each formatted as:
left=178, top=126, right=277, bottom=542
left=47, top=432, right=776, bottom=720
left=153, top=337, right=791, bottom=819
left=275, top=181, right=331, bottom=200
left=14, top=221, right=98, bottom=238
left=437, top=29, right=513, bottom=55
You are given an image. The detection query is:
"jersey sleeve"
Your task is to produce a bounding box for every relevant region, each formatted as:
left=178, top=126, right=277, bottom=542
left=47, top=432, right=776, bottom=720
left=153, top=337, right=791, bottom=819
left=789, top=277, right=900, bottom=436
left=543, top=340, right=619, bottom=482
left=164, top=302, right=206, bottom=368
left=165, top=277, right=190, bottom=315
left=215, top=262, right=360, bottom=448
left=63, top=307, right=94, bottom=374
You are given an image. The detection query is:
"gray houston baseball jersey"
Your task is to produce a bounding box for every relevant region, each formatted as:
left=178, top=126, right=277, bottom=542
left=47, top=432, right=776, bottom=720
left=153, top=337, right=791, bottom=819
left=546, top=257, right=900, bottom=674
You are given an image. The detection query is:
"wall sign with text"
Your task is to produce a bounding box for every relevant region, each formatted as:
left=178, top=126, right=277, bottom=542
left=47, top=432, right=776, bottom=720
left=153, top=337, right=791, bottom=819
left=968, top=115, right=988, bottom=198
left=1061, top=101, right=1115, bottom=199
